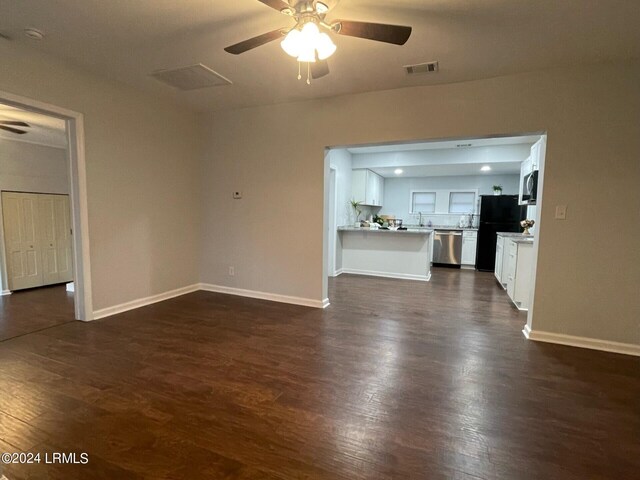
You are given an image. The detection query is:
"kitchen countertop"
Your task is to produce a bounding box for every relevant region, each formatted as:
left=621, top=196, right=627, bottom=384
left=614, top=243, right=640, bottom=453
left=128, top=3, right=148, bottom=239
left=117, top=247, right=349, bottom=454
left=497, top=232, right=533, bottom=238
left=338, top=226, right=433, bottom=235
left=510, top=237, right=535, bottom=244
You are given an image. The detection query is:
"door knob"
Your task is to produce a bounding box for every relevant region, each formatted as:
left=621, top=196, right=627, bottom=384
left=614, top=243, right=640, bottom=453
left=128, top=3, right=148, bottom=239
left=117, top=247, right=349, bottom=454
left=29, top=245, right=34, bottom=249
left=50, top=244, right=53, bottom=247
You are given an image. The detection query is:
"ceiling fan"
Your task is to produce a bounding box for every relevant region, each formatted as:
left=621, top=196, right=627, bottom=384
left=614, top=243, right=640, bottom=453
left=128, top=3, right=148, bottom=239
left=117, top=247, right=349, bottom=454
left=224, top=0, right=412, bottom=83
left=0, top=120, right=30, bottom=135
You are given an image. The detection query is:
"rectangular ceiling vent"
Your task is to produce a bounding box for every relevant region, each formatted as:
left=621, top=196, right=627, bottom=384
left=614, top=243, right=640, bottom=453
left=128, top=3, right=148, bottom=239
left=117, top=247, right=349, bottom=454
left=405, top=61, right=439, bottom=75
left=150, top=64, right=232, bottom=91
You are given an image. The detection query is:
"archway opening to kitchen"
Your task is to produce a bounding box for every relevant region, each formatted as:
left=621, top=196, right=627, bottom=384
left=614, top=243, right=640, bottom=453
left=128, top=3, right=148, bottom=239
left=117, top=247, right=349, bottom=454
left=323, top=133, right=546, bottom=335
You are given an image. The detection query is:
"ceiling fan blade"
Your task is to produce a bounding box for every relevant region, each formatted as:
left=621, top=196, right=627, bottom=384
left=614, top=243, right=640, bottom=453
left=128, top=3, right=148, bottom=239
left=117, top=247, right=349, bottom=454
left=0, top=125, right=28, bottom=135
left=224, top=29, right=286, bottom=55
left=311, top=59, right=330, bottom=79
left=333, top=20, right=412, bottom=45
left=0, top=120, right=30, bottom=127
left=257, top=0, right=292, bottom=14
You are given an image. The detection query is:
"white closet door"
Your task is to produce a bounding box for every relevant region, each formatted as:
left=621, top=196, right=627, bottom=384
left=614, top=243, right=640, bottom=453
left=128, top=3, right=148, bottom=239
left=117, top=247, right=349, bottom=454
left=54, top=195, right=73, bottom=283
left=39, top=195, right=60, bottom=285
left=1, top=192, right=43, bottom=290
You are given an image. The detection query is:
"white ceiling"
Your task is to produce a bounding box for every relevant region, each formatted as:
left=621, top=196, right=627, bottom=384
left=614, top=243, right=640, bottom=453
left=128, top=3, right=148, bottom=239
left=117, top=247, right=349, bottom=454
left=349, top=135, right=535, bottom=177
left=371, top=162, right=521, bottom=178
left=1, top=1, right=639, bottom=112
left=0, top=104, right=67, bottom=149
left=346, top=134, right=540, bottom=154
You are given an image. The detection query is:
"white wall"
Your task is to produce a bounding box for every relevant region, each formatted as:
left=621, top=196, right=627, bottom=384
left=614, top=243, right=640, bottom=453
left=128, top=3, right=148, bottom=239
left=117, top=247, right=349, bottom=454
left=201, top=61, right=640, bottom=347
left=381, top=174, right=520, bottom=225
left=0, top=140, right=69, bottom=194
left=327, top=149, right=352, bottom=273
left=1, top=42, right=203, bottom=312
left=0, top=139, right=70, bottom=292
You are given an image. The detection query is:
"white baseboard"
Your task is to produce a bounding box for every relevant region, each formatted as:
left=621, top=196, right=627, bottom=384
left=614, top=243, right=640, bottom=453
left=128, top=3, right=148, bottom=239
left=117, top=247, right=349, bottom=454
left=199, top=283, right=329, bottom=309
left=1, top=290, right=11, bottom=296
left=93, top=284, right=200, bottom=320
left=329, top=268, right=344, bottom=277
left=341, top=268, right=431, bottom=282
left=523, top=324, right=640, bottom=357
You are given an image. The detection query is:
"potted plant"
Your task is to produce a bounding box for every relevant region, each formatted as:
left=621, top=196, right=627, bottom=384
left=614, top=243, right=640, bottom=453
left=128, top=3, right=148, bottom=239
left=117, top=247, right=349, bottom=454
left=493, top=185, right=503, bottom=196
left=350, top=199, right=363, bottom=227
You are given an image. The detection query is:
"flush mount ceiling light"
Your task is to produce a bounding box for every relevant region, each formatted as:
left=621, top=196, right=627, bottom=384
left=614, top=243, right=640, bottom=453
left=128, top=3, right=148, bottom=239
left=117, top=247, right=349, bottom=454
left=481, top=166, right=492, bottom=172
left=225, top=1, right=413, bottom=85
left=394, top=168, right=404, bottom=175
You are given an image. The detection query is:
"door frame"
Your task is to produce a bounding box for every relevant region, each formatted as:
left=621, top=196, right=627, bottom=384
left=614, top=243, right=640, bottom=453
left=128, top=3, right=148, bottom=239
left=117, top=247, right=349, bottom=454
left=0, top=89, right=93, bottom=321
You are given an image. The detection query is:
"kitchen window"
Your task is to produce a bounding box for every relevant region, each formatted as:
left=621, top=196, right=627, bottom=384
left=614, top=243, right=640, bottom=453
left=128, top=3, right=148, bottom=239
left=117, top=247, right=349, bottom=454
left=449, top=192, right=476, bottom=214
left=410, top=191, right=436, bottom=213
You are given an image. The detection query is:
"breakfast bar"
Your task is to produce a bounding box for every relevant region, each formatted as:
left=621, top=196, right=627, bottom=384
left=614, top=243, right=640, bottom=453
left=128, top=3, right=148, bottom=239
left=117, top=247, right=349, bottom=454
left=337, top=227, right=433, bottom=281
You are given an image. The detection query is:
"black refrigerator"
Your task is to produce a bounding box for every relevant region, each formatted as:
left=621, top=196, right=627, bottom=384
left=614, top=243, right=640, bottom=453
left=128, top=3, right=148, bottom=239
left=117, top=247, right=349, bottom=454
left=476, top=195, right=526, bottom=271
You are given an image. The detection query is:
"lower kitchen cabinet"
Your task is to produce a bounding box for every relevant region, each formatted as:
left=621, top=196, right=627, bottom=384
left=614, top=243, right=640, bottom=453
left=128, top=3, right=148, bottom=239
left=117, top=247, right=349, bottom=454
left=495, top=235, right=506, bottom=287
left=504, top=239, right=534, bottom=310
left=461, top=230, right=478, bottom=267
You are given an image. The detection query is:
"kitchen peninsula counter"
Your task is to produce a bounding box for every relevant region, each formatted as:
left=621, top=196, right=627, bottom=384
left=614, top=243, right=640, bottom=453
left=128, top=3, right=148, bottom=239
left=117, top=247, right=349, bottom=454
left=337, top=226, right=433, bottom=281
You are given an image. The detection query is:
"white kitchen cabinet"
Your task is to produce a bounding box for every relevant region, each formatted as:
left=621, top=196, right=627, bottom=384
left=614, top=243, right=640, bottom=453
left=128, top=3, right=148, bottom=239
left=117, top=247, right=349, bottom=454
left=461, top=230, right=477, bottom=267
left=352, top=169, right=384, bottom=207
left=494, top=235, right=506, bottom=287
left=505, top=239, right=534, bottom=310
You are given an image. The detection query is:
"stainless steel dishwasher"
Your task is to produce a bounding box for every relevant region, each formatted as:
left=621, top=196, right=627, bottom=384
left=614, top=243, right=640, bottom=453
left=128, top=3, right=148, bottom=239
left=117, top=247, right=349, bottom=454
left=433, top=230, right=463, bottom=266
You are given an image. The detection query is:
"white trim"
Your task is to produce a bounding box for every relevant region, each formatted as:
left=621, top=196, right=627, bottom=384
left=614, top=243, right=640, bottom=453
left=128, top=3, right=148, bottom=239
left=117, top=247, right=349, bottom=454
left=523, top=325, right=640, bottom=357
left=332, top=268, right=344, bottom=276
left=66, top=282, right=75, bottom=292
left=0, top=90, right=93, bottom=321
left=93, top=284, right=200, bottom=320
left=341, top=268, right=431, bottom=282
left=199, top=283, right=328, bottom=309
left=1, top=290, right=11, bottom=296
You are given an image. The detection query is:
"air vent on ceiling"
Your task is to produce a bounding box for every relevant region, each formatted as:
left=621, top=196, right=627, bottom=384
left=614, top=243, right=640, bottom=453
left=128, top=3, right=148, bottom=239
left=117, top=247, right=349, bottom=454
left=456, top=143, right=473, bottom=148
left=405, top=61, right=439, bottom=75
left=150, top=64, right=232, bottom=91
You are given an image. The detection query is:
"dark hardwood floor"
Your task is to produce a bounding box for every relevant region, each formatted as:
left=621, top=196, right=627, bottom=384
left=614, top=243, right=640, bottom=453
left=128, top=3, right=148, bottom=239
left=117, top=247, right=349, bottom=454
left=0, top=285, right=74, bottom=341
left=0, top=270, right=638, bottom=479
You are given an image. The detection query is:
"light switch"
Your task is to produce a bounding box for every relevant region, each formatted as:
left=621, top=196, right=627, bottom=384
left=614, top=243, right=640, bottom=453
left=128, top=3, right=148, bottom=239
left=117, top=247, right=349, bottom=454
left=555, top=205, right=567, bottom=220
left=233, top=191, right=242, bottom=199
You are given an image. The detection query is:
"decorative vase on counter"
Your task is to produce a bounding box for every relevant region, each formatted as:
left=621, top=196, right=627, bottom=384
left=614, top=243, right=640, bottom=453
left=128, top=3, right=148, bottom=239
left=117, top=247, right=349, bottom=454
left=521, top=219, right=535, bottom=235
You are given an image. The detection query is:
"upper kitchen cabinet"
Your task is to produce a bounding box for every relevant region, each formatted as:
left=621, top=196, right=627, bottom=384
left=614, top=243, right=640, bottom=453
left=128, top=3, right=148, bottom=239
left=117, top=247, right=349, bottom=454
left=352, top=169, right=385, bottom=207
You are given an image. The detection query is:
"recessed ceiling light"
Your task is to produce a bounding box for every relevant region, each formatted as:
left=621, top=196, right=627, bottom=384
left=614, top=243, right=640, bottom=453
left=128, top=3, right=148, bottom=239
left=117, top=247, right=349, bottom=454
left=481, top=166, right=492, bottom=172
left=24, top=27, right=45, bottom=40
left=394, top=169, right=404, bottom=175
left=316, top=2, right=330, bottom=14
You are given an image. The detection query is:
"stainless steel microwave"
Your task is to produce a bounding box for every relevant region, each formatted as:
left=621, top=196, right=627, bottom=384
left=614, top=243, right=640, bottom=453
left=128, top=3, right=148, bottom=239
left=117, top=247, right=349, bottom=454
left=522, top=170, right=538, bottom=204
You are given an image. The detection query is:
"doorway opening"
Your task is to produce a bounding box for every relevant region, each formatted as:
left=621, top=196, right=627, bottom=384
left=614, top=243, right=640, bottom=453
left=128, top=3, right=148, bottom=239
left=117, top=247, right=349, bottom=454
left=0, top=91, right=92, bottom=340
left=323, top=132, right=547, bottom=336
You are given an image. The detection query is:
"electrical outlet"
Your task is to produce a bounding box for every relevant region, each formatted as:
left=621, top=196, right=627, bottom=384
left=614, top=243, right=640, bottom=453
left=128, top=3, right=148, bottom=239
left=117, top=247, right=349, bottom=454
left=233, top=191, right=242, bottom=199
left=228, top=266, right=235, bottom=276
left=555, top=205, right=567, bottom=220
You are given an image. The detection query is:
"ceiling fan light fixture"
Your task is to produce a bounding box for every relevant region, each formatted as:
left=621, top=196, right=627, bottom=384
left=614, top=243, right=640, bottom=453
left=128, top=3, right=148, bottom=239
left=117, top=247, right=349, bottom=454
left=281, top=28, right=302, bottom=57
left=316, top=32, right=336, bottom=60
left=315, top=2, right=329, bottom=14
left=281, top=22, right=335, bottom=63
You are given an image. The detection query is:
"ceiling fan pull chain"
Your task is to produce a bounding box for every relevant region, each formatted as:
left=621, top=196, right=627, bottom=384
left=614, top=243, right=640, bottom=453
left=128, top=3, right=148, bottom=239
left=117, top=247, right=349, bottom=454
left=297, top=62, right=302, bottom=80
left=307, top=62, right=311, bottom=85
